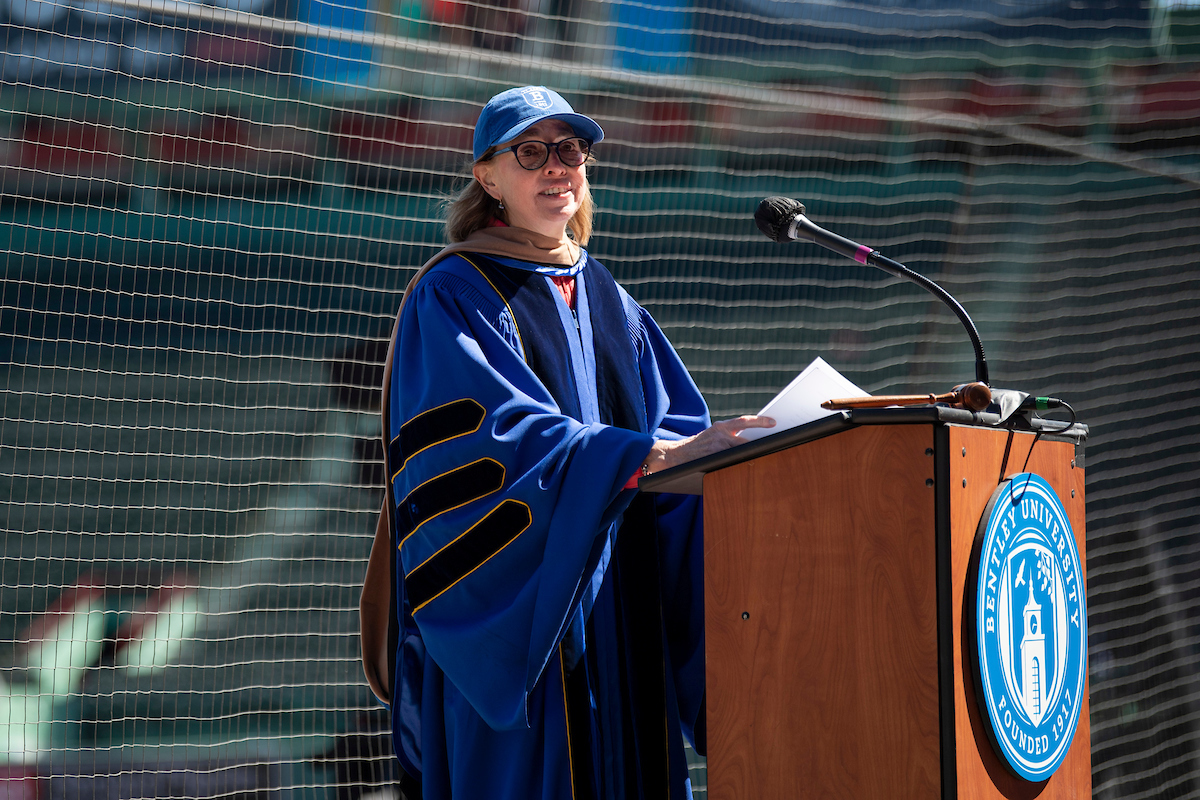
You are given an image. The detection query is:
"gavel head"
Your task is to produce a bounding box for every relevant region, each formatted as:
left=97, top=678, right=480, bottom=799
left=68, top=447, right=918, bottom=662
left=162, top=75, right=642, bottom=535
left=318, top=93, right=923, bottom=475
left=954, top=382, right=992, bottom=412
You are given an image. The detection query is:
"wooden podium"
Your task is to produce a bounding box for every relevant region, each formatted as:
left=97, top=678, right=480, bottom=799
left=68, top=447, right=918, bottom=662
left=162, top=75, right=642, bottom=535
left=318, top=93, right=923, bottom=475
left=642, top=407, right=1090, bottom=800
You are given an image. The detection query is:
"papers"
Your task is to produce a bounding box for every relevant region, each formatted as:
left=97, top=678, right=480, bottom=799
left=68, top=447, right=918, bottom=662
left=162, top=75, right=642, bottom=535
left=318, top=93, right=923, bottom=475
left=737, top=357, right=868, bottom=442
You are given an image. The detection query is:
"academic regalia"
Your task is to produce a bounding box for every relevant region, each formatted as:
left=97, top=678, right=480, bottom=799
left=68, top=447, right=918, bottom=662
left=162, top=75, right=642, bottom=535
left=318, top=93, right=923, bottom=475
left=362, top=227, right=709, bottom=800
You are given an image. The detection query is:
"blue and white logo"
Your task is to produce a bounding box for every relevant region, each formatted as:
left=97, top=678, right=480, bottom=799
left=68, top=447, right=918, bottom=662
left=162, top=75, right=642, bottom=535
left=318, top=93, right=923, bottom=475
left=521, top=88, right=552, bottom=110
left=975, top=473, right=1087, bottom=782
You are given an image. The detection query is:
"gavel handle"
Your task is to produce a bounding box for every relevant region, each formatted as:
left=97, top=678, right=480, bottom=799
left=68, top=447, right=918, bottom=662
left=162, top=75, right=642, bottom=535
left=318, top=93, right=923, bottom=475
left=822, top=382, right=991, bottom=412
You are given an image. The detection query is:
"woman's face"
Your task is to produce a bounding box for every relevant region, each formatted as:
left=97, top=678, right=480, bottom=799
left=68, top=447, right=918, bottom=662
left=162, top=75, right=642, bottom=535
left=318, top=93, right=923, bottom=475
left=472, top=119, right=587, bottom=241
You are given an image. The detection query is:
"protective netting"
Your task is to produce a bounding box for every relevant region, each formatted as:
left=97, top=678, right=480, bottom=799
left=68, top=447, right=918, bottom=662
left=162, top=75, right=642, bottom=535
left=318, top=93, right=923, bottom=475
left=2, top=0, right=1199, bottom=797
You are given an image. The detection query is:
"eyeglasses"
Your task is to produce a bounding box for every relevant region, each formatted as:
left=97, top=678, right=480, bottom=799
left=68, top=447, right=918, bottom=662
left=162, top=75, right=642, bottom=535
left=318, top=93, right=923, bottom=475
left=491, top=137, right=592, bottom=170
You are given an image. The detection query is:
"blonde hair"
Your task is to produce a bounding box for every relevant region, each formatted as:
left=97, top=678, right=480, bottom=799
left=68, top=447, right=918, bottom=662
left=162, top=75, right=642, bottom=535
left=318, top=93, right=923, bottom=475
left=443, top=149, right=595, bottom=245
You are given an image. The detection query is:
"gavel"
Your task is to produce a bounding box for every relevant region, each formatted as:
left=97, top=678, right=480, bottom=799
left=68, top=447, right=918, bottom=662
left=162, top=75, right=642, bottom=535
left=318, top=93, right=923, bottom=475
left=821, top=382, right=992, bottom=413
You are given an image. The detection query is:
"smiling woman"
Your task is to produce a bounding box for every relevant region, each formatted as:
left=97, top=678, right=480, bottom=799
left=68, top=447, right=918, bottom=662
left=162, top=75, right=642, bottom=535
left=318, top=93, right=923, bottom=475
left=359, top=85, right=773, bottom=800
left=471, top=120, right=595, bottom=240
left=472, top=118, right=587, bottom=239
left=443, top=87, right=601, bottom=246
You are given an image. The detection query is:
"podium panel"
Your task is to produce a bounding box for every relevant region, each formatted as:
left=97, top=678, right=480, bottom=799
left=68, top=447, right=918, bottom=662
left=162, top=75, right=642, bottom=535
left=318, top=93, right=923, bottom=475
left=701, top=420, right=1089, bottom=800
left=947, top=425, right=1090, bottom=800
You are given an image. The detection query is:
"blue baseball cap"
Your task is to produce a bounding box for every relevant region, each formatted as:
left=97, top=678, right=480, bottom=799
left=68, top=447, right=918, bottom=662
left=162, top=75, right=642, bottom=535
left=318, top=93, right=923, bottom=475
left=473, top=86, right=604, bottom=161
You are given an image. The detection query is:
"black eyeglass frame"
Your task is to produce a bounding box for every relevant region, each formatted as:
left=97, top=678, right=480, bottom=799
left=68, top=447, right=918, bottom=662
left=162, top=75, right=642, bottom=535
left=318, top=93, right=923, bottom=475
left=488, top=137, right=593, bottom=170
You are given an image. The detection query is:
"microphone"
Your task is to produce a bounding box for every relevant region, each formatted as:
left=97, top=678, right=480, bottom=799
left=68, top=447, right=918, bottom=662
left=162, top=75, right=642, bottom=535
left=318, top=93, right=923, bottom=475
left=755, top=197, right=875, bottom=264
left=755, top=196, right=990, bottom=387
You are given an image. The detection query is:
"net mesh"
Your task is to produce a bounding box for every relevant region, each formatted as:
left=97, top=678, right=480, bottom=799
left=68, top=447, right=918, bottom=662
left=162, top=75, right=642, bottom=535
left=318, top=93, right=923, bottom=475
left=2, top=0, right=1199, bottom=796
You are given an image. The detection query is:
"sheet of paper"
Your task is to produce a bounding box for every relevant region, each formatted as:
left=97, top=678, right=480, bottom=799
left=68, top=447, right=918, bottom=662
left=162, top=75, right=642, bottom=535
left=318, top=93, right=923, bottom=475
left=737, top=357, right=869, bottom=442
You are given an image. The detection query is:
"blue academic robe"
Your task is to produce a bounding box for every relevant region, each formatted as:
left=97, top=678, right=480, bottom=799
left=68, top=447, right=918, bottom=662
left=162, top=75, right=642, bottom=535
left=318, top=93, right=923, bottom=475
left=385, top=248, right=710, bottom=800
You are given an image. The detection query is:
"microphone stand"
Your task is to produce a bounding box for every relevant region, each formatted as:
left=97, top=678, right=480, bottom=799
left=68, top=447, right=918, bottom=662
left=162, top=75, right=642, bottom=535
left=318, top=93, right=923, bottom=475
left=756, top=197, right=990, bottom=387
left=863, top=250, right=990, bottom=387
left=754, top=199, right=1083, bottom=437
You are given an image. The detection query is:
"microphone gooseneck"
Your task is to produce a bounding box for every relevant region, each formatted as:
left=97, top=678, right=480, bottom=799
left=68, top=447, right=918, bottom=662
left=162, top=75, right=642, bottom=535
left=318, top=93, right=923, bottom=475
left=756, top=197, right=991, bottom=387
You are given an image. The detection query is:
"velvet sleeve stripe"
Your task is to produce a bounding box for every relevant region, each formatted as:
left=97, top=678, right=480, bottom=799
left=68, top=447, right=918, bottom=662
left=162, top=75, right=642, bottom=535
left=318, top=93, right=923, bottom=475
left=406, top=499, right=533, bottom=613
left=390, top=398, right=486, bottom=480
left=396, top=458, right=506, bottom=545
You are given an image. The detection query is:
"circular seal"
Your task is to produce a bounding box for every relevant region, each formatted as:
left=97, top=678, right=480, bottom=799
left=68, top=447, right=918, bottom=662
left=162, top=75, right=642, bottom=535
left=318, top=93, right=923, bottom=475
left=973, top=473, right=1087, bottom=782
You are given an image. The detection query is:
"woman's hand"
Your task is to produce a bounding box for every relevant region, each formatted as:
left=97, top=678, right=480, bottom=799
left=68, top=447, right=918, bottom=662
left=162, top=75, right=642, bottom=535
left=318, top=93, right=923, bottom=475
left=642, top=415, right=776, bottom=475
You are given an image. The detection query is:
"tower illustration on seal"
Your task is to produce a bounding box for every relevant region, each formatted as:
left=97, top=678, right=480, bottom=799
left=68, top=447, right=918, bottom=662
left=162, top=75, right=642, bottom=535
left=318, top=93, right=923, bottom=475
left=1019, top=561, right=1047, bottom=726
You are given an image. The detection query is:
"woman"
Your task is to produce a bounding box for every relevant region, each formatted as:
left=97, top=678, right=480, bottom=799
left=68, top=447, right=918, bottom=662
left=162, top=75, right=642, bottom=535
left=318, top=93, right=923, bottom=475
left=360, top=86, right=773, bottom=800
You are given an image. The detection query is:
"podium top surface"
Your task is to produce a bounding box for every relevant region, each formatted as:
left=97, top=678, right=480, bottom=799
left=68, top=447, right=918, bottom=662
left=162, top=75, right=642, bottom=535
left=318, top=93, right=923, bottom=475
left=638, top=405, right=1088, bottom=495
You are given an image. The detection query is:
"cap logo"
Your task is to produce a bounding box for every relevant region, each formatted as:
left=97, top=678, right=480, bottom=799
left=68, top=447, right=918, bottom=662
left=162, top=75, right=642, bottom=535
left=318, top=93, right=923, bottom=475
left=521, top=88, right=552, bottom=110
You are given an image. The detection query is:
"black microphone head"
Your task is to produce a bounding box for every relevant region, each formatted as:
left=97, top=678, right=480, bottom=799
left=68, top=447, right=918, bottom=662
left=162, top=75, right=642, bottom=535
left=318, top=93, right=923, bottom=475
left=755, top=196, right=805, bottom=243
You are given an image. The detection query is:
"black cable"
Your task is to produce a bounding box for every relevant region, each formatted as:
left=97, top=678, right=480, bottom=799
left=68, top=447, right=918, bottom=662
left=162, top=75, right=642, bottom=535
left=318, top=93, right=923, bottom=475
left=1011, top=400, right=1078, bottom=504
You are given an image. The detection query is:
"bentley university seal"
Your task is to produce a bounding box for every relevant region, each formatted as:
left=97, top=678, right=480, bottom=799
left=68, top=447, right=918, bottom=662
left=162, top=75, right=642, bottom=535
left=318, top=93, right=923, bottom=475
left=974, top=473, right=1087, bottom=782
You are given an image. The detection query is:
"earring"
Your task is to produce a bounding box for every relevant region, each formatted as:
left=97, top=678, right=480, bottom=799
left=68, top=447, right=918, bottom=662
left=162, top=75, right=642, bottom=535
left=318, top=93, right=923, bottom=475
left=497, top=199, right=505, bottom=210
